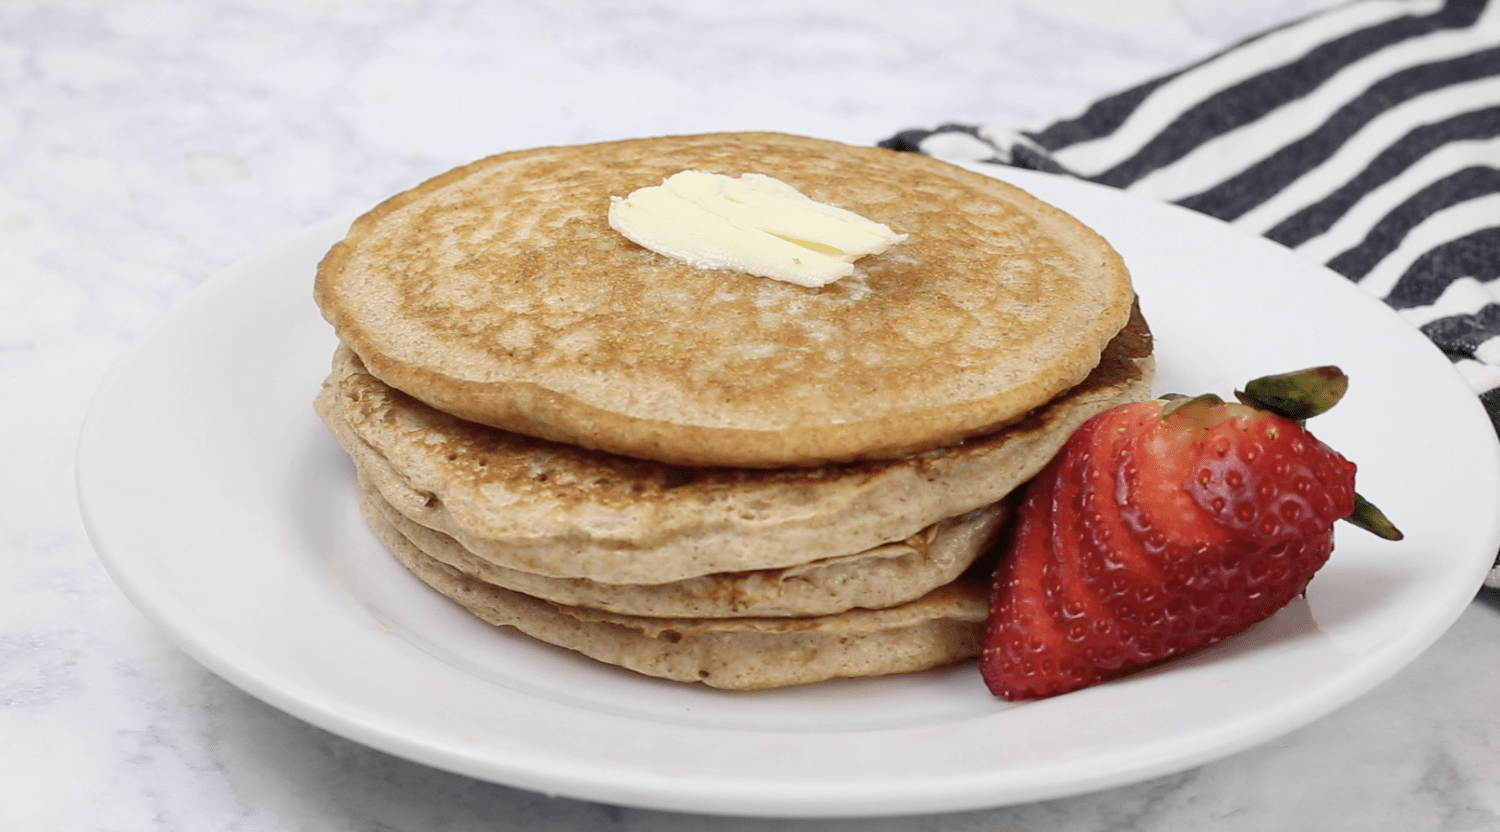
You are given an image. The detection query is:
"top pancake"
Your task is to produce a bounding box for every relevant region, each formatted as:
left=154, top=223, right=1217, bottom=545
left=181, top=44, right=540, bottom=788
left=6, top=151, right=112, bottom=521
left=315, top=132, right=1134, bottom=467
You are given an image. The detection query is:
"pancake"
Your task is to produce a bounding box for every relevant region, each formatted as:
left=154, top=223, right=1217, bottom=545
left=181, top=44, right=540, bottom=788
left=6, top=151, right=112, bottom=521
left=312, top=302, right=1152, bottom=584
left=356, top=474, right=1008, bottom=618
left=365, top=502, right=991, bottom=690
left=314, top=132, right=1136, bottom=468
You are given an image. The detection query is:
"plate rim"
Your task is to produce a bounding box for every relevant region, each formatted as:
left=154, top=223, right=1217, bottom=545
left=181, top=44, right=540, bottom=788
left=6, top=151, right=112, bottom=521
left=76, top=166, right=1500, bottom=818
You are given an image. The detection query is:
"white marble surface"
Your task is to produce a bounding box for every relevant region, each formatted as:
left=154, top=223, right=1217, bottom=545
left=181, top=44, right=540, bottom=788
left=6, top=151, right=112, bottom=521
left=6, top=0, right=1500, bottom=829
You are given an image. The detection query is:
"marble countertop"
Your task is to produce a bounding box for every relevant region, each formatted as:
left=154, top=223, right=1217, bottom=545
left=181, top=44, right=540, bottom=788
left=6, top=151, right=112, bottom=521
left=7, top=1, right=1500, bottom=829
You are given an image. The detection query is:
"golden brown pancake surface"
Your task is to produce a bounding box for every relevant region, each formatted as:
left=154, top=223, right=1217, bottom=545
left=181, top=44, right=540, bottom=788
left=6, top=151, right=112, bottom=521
left=315, top=132, right=1136, bottom=467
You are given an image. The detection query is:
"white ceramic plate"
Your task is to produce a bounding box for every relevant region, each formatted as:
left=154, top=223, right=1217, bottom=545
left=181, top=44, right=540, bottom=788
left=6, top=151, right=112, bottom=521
left=77, top=167, right=1500, bottom=818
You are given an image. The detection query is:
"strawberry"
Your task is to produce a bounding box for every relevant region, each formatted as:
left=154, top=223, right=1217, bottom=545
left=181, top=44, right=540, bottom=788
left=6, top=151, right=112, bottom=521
left=980, top=367, right=1400, bottom=701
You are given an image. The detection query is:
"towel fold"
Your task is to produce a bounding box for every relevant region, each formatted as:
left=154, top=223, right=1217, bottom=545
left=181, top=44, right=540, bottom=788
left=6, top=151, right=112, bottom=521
left=883, top=0, right=1500, bottom=588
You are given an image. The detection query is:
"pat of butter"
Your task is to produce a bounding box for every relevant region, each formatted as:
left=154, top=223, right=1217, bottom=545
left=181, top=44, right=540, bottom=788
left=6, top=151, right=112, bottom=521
left=608, top=171, right=906, bottom=287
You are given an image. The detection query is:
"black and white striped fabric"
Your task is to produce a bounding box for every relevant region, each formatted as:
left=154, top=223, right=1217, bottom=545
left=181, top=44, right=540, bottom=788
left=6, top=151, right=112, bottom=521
left=883, top=0, right=1500, bottom=588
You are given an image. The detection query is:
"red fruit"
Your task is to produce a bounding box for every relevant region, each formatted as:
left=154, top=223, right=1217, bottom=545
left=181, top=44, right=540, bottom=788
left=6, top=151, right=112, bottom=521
left=980, top=368, right=1398, bottom=701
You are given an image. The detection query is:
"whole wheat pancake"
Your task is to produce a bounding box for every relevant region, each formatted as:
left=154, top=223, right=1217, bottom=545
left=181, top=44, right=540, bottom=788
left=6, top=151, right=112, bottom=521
left=312, top=304, right=1152, bottom=584
left=315, top=132, right=1135, bottom=468
left=357, top=475, right=1007, bottom=618
left=366, top=506, right=990, bottom=690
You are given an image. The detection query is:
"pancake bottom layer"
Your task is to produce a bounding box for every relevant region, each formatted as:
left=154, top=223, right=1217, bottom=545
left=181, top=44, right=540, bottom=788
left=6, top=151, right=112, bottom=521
left=363, top=499, right=990, bottom=690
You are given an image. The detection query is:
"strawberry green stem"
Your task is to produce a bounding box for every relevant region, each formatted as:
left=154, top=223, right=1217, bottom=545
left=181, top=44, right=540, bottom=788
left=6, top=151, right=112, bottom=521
left=1346, top=492, right=1404, bottom=541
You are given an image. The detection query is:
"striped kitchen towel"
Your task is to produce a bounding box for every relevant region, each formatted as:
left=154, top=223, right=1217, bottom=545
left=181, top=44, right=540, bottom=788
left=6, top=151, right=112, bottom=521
left=883, top=0, right=1500, bottom=588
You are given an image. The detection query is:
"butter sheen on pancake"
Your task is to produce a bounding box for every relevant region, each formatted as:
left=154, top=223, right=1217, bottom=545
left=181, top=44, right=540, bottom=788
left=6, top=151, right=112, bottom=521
left=314, top=132, right=1136, bottom=468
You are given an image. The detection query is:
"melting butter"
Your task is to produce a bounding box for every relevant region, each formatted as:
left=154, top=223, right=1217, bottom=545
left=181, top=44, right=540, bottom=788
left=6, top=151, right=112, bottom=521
left=608, top=171, right=906, bottom=287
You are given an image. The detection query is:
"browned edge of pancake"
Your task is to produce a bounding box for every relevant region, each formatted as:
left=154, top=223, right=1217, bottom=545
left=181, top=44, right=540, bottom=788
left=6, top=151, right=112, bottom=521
left=314, top=300, right=1153, bottom=584
left=356, top=471, right=1010, bottom=618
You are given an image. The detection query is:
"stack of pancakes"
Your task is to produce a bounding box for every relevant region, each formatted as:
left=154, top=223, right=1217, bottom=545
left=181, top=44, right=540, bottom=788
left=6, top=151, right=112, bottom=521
left=313, top=132, right=1153, bottom=690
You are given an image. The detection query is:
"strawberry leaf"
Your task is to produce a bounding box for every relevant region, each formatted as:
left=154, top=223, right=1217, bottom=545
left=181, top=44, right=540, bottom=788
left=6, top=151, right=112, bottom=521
left=1235, top=366, right=1348, bottom=420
